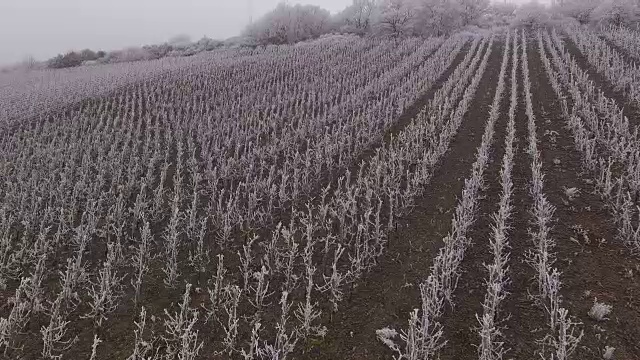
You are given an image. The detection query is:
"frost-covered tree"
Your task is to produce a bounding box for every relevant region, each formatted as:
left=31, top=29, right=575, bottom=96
left=555, top=0, right=639, bottom=26
left=457, top=0, right=490, bottom=26
left=513, top=1, right=551, bottom=27
left=373, top=0, right=416, bottom=38
left=557, top=0, right=601, bottom=24
left=411, top=0, right=463, bottom=36
left=591, top=0, right=640, bottom=26
left=334, top=0, right=378, bottom=35
left=482, top=2, right=517, bottom=28
left=372, top=0, right=489, bottom=38
left=244, top=3, right=332, bottom=45
left=193, top=37, right=223, bottom=51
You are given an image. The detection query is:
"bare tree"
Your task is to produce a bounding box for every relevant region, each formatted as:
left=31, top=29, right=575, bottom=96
left=412, top=0, right=461, bottom=36
left=374, top=0, right=416, bottom=38
left=335, top=0, right=377, bottom=34
left=457, top=0, right=490, bottom=27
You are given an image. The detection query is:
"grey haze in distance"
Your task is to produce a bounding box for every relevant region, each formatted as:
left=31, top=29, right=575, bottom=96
left=0, top=0, right=351, bottom=66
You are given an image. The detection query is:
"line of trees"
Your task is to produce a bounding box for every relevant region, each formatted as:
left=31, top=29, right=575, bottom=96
left=244, top=0, right=497, bottom=45
left=557, top=0, right=639, bottom=27
left=245, top=0, right=640, bottom=46
left=48, top=49, right=106, bottom=69
left=45, top=35, right=226, bottom=69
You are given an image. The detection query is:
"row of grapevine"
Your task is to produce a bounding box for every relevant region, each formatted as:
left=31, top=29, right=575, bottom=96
left=521, top=31, right=583, bottom=360
left=563, top=24, right=640, bottom=109
left=477, top=30, right=515, bottom=360
left=601, top=25, right=640, bottom=62
left=540, top=29, right=640, bottom=252
left=377, top=33, right=498, bottom=359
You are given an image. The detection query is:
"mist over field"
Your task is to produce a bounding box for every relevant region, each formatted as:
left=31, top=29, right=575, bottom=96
left=0, top=0, right=351, bottom=65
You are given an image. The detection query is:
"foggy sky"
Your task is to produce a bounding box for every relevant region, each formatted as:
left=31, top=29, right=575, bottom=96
left=0, top=0, right=351, bottom=65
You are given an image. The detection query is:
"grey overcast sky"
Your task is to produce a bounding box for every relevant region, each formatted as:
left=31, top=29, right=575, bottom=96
left=0, top=0, right=351, bottom=65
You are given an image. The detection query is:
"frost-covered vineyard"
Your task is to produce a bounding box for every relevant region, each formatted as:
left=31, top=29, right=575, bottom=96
left=1, top=27, right=640, bottom=360
left=0, top=49, right=264, bottom=128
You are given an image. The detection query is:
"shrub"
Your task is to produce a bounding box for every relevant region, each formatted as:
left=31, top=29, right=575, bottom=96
left=244, top=3, right=332, bottom=45
left=48, top=52, right=83, bottom=69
